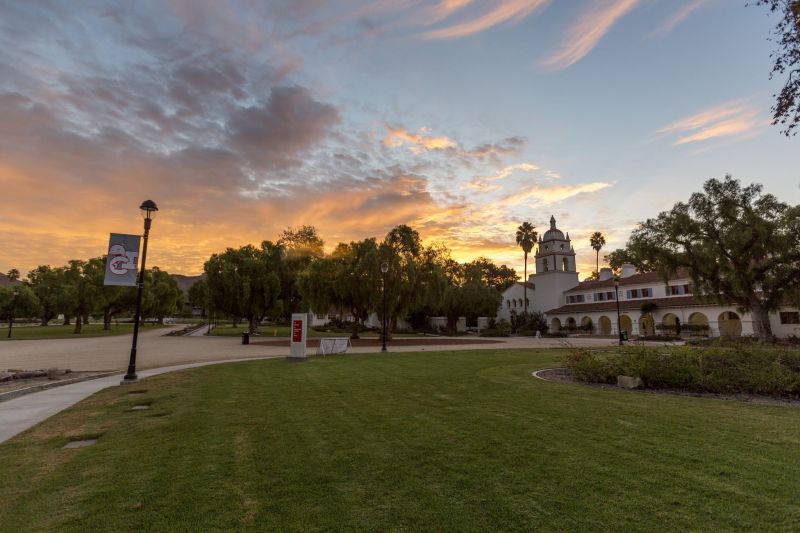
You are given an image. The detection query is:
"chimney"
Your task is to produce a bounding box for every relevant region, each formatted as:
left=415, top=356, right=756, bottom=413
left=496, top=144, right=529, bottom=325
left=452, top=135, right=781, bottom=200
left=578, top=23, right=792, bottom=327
left=599, top=268, right=613, bottom=281
left=620, top=264, right=636, bottom=279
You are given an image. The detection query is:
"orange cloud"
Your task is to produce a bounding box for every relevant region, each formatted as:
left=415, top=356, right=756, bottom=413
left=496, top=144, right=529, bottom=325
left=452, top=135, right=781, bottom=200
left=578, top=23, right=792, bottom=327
left=420, top=0, right=549, bottom=40
left=499, top=182, right=612, bottom=208
left=541, top=0, right=639, bottom=70
left=383, top=126, right=456, bottom=152
left=657, top=99, right=765, bottom=145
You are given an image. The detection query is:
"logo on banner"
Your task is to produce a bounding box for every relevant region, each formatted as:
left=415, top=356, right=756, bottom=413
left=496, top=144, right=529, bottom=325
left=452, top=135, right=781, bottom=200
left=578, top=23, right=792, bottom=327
left=104, top=233, right=141, bottom=287
left=108, top=244, right=138, bottom=275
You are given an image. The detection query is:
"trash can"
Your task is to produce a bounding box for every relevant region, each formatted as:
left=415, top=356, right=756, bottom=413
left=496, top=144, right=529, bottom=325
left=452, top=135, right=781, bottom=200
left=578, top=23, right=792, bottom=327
left=621, top=331, right=629, bottom=341
left=241, top=331, right=250, bottom=345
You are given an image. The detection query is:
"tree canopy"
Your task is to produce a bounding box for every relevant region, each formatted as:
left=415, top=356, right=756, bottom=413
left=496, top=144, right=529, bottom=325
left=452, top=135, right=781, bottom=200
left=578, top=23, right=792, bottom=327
left=623, top=175, right=800, bottom=341
left=756, top=0, right=800, bottom=135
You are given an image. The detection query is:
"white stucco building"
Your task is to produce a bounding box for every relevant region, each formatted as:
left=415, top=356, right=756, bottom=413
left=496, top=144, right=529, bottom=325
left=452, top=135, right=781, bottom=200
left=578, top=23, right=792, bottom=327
left=499, top=215, right=800, bottom=338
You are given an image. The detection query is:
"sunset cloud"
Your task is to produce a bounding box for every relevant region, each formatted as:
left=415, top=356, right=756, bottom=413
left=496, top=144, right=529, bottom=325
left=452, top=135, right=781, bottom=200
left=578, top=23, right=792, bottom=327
left=383, top=126, right=457, bottom=152
left=420, top=0, right=549, bottom=40
left=500, top=182, right=613, bottom=207
left=649, top=0, right=710, bottom=38
left=541, top=0, right=639, bottom=70
left=657, top=100, right=764, bottom=145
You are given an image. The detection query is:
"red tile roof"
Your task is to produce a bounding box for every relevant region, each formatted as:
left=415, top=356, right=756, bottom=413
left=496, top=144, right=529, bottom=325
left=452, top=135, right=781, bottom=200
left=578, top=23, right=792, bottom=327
left=565, top=269, right=691, bottom=294
left=546, top=295, right=716, bottom=315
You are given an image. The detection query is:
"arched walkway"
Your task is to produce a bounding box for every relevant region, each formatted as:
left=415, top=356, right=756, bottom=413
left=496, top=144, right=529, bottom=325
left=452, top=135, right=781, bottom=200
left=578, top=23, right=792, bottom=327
left=598, top=316, right=612, bottom=335
left=718, top=311, right=742, bottom=337
left=581, top=316, right=593, bottom=334
left=688, top=312, right=709, bottom=337
left=662, top=313, right=679, bottom=336
left=566, top=317, right=577, bottom=331
left=550, top=317, right=561, bottom=333
left=620, top=315, right=633, bottom=336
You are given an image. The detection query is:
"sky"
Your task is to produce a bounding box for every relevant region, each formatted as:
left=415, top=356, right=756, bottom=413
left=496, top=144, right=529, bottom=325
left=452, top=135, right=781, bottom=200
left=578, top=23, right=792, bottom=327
left=0, top=0, right=797, bottom=279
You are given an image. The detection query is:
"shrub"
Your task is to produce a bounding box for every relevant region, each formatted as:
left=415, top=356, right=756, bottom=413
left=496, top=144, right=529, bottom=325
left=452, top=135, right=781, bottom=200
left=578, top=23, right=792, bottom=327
left=563, top=345, right=800, bottom=397
left=562, top=346, right=618, bottom=384
left=479, top=328, right=510, bottom=337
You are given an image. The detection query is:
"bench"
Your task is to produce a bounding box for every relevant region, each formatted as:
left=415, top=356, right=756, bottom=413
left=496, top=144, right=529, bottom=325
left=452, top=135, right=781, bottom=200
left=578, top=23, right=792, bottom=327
left=317, top=337, right=352, bottom=356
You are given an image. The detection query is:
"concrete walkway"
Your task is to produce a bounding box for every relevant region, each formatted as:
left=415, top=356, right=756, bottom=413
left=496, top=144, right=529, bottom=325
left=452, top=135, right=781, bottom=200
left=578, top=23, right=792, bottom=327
left=0, top=327, right=624, bottom=372
left=0, top=356, right=281, bottom=444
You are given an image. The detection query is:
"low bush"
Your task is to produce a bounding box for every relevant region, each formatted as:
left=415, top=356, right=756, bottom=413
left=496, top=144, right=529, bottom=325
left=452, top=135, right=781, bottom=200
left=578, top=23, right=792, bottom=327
left=563, top=345, right=800, bottom=397
left=479, top=328, right=510, bottom=337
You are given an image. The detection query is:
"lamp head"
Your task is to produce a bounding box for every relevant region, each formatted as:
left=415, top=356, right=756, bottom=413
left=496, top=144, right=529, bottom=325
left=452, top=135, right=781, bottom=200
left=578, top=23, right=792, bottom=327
left=380, top=262, right=389, bottom=274
left=139, top=199, right=158, bottom=220
left=613, top=278, right=619, bottom=288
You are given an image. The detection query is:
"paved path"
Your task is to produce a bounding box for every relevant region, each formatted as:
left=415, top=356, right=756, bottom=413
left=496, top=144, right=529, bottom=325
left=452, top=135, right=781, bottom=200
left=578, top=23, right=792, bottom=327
left=0, top=328, right=623, bottom=372
left=0, top=356, right=281, bottom=444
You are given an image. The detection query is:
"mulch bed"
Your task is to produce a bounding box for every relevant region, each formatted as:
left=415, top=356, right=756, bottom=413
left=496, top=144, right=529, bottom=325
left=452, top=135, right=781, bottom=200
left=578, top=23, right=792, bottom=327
left=537, top=367, right=800, bottom=408
left=251, top=337, right=504, bottom=348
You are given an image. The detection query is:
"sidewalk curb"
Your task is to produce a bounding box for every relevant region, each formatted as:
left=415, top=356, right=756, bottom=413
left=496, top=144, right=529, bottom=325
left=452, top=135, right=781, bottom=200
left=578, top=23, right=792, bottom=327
left=0, top=371, right=119, bottom=403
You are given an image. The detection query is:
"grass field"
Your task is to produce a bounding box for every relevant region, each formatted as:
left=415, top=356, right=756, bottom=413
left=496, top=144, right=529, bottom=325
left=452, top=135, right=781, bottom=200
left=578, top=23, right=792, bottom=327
left=0, top=323, right=169, bottom=341
left=1, top=349, right=799, bottom=531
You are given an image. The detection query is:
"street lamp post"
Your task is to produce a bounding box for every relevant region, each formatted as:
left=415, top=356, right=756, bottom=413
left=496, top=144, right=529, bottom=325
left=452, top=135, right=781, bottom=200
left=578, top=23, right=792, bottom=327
left=123, top=200, right=158, bottom=383
left=7, top=289, right=19, bottom=339
left=614, top=278, right=623, bottom=346
left=381, top=261, right=388, bottom=352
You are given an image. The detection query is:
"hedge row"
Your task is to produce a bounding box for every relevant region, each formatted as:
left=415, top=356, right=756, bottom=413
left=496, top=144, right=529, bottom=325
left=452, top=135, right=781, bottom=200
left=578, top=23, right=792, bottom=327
left=564, top=345, right=800, bottom=397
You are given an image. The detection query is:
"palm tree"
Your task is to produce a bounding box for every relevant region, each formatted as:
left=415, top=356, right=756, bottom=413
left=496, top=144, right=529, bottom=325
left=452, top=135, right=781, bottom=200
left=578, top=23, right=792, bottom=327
left=589, top=232, right=606, bottom=277
left=515, top=222, right=537, bottom=316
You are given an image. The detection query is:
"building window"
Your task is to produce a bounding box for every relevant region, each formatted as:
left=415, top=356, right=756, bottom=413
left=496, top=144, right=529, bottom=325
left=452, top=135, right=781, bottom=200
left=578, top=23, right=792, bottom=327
left=780, top=312, right=800, bottom=324
left=607, top=291, right=616, bottom=300
left=506, top=300, right=511, bottom=308
left=595, top=292, right=605, bottom=302
left=316, top=314, right=326, bottom=319
left=567, top=295, right=585, bottom=304
left=626, top=288, right=652, bottom=299
left=562, top=258, right=569, bottom=271
left=669, top=284, right=691, bottom=296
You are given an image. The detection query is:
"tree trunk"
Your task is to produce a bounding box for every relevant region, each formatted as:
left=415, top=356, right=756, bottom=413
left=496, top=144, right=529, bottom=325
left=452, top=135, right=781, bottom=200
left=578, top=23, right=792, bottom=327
left=73, top=315, right=82, bottom=334
left=103, top=308, right=112, bottom=330
left=63, top=315, right=71, bottom=325
left=40, top=316, right=50, bottom=326
left=232, top=317, right=239, bottom=328
left=158, top=316, right=165, bottom=325
left=248, top=316, right=258, bottom=334
left=596, top=250, right=599, bottom=276
left=350, top=316, right=360, bottom=340
left=749, top=299, right=774, bottom=342
left=523, top=251, right=528, bottom=316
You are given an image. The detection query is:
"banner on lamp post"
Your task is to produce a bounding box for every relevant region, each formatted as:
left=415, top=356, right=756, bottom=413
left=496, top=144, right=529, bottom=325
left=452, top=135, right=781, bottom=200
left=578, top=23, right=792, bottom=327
left=104, top=233, right=141, bottom=287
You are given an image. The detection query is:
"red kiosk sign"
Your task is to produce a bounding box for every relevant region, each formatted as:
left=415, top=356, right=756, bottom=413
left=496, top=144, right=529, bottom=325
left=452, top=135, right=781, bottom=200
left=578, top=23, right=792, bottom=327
left=292, top=319, right=303, bottom=342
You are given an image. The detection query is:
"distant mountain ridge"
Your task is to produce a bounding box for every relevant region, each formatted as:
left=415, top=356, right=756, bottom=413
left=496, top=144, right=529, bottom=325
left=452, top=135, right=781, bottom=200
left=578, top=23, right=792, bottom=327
left=0, top=273, right=20, bottom=287
left=171, top=274, right=203, bottom=294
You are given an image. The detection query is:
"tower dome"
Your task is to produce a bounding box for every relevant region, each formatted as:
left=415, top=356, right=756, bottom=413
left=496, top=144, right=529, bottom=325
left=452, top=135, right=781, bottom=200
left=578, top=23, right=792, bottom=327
left=542, top=215, right=565, bottom=241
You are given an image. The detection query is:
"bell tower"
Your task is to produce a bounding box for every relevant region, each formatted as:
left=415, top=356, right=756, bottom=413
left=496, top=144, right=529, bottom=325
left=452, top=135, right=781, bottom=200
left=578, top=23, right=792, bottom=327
left=530, top=215, right=579, bottom=313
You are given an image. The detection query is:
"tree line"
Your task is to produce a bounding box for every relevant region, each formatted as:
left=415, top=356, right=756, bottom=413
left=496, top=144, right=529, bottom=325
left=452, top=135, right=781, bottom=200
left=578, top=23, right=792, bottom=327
left=190, top=225, right=518, bottom=338
left=0, top=259, right=184, bottom=333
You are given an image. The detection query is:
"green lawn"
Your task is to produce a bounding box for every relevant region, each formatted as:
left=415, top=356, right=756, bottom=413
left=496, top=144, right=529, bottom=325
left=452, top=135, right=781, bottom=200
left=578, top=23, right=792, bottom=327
left=1, top=349, right=799, bottom=531
left=0, top=323, right=169, bottom=341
